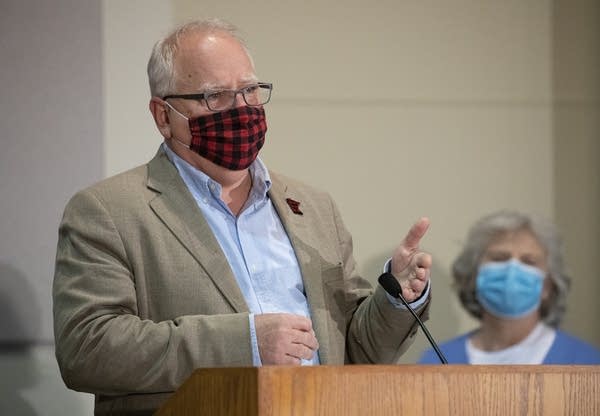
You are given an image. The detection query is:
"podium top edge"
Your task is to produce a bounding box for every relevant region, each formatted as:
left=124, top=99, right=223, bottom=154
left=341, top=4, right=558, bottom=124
left=190, top=364, right=599, bottom=376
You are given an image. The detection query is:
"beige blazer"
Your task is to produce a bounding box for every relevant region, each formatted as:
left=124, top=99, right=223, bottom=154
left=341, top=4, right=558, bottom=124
left=53, top=148, right=429, bottom=415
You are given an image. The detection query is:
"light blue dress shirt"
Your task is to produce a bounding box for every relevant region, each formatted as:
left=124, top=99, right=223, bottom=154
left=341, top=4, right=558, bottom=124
left=163, top=143, right=430, bottom=366
left=163, top=144, right=317, bottom=365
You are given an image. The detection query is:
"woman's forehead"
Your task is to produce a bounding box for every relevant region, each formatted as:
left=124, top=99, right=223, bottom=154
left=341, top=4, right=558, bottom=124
left=485, top=229, right=545, bottom=254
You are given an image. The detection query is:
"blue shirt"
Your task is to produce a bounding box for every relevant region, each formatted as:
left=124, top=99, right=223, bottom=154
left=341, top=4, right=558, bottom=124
left=417, top=329, right=600, bottom=364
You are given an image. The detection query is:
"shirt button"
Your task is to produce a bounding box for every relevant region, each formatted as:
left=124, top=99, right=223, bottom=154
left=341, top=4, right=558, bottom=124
left=202, top=198, right=209, bottom=204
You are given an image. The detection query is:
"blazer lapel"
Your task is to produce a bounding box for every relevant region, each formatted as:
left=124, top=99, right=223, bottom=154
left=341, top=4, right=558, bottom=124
left=269, top=175, right=332, bottom=364
left=146, top=149, right=248, bottom=313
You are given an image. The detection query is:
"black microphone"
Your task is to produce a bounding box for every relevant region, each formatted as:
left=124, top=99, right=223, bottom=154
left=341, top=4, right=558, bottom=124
left=378, top=272, right=448, bottom=364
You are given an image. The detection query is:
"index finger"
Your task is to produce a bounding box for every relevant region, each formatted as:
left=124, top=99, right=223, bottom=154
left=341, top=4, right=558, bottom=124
left=402, top=217, right=430, bottom=250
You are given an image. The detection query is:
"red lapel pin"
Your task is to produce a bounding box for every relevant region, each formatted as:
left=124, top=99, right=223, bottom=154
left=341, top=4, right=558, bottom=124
left=285, top=198, right=303, bottom=215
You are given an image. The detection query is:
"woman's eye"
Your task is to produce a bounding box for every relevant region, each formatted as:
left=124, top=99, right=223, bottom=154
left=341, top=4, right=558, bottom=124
left=521, top=256, right=539, bottom=266
left=487, top=253, right=510, bottom=262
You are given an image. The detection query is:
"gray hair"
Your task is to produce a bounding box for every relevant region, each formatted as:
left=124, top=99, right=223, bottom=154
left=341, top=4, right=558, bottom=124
left=452, top=210, right=570, bottom=327
left=147, top=18, right=253, bottom=98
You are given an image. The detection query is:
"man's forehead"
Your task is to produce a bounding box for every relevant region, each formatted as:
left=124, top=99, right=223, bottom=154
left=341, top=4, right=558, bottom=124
left=174, top=73, right=258, bottom=92
left=173, top=31, right=255, bottom=90
left=176, top=30, right=242, bottom=58
left=200, top=75, right=258, bottom=90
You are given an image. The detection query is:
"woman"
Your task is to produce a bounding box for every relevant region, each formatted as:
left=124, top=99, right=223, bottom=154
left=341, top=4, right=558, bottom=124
left=419, top=210, right=600, bottom=364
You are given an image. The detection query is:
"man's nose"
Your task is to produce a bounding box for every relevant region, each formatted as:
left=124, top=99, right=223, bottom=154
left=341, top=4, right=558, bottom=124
left=233, top=91, right=247, bottom=107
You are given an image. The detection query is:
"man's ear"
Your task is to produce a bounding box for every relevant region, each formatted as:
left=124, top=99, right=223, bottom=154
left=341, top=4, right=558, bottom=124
left=149, top=97, right=172, bottom=138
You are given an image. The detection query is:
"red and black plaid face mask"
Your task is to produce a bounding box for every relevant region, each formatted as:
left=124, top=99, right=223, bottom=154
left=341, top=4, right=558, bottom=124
left=182, top=106, right=267, bottom=171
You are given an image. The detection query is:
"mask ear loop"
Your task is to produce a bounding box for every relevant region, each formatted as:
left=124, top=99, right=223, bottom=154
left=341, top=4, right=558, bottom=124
left=163, top=100, right=192, bottom=149
left=163, top=101, right=190, bottom=121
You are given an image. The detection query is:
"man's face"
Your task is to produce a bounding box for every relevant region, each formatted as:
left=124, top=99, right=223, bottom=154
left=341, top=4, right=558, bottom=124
left=167, top=31, right=258, bottom=143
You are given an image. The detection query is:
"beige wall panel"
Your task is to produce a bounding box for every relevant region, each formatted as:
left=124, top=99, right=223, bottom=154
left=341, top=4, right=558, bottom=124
left=553, top=0, right=600, bottom=101
left=174, top=0, right=551, bottom=101
left=263, top=103, right=554, bottom=266
left=553, top=0, right=600, bottom=348
left=554, top=110, right=600, bottom=347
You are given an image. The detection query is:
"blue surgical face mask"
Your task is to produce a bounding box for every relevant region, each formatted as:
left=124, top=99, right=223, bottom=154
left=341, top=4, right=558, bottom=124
left=475, top=259, right=545, bottom=319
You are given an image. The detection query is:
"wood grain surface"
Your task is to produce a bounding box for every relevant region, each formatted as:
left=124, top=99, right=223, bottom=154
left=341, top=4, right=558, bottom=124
left=155, top=365, right=600, bottom=416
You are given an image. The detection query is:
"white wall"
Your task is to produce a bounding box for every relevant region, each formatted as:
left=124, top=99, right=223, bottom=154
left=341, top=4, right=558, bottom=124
left=0, top=0, right=102, bottom=413
left=0, top=345, right=93, bottom=415
left=103, top=1, right=174, bottom=176
left=0, top=0, right=104, bottom=344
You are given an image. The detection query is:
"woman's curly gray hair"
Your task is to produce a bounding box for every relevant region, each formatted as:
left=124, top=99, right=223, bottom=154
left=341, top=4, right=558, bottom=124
left=452, top=210, right=570, bottom=327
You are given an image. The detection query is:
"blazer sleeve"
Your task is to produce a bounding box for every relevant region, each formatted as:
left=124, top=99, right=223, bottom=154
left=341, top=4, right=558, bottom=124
left=328, top=197, right=431, bottom=364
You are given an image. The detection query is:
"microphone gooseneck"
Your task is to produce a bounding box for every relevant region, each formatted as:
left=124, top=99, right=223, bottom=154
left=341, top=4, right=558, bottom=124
left=378, top=272, right=448, bottom=364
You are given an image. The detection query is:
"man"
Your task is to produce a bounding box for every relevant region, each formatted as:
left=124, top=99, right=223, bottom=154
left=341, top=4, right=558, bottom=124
left=53, top=18, right=432, bottom=415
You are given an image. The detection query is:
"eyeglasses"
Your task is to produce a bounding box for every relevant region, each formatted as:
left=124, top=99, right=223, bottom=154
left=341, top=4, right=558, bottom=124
left=163, top=82, right=273, bottom=112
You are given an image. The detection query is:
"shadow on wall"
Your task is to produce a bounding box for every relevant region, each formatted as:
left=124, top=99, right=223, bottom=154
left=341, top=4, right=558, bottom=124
left=363, top=251, right=461, bottom=364
left=0, top=262, right=40, bottom=415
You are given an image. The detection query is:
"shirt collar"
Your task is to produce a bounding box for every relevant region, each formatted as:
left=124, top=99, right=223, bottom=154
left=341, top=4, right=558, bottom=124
left=161, top=142, right=272, bottom=202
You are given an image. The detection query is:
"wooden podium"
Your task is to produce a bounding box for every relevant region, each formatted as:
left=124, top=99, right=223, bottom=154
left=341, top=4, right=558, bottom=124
left=155, top=365, right=600, bottom=415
